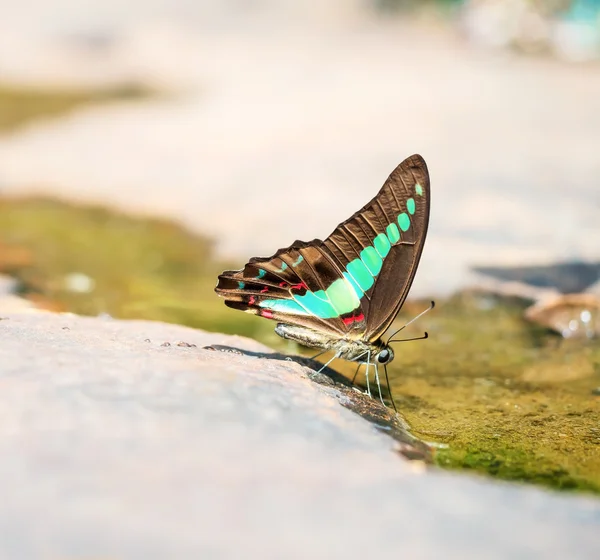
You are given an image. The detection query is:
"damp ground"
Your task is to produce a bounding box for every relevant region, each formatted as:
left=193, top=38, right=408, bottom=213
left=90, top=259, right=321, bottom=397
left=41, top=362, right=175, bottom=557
left=2, top=196, right=599, bottom=495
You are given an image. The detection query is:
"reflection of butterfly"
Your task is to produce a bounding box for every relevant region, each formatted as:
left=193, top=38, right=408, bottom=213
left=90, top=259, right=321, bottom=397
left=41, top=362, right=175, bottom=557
left=216, top=154, right=431, bottom=407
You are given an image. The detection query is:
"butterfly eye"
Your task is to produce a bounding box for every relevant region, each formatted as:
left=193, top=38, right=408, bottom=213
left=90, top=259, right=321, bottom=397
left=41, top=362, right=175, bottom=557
left=377, top=349, right=391, bottom=364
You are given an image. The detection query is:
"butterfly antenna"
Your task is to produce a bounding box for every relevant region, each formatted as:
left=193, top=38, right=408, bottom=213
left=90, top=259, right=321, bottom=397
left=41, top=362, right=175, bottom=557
left=383, top=363, right=398, bottom=412
left=389, top=332, right=429, bottom=344
left=387, top=300, right=435, bottom=343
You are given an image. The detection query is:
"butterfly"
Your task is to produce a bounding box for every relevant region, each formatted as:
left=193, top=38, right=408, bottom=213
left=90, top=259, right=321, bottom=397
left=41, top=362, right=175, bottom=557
left=215, top=154, right=431, bottom=408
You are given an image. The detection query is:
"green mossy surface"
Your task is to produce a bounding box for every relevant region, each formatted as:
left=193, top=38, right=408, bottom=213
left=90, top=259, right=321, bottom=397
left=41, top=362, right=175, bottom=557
left=0, top=83, right=149, bottom=132
left=382, top=294, right=600, bottom=494
left=0, top=198, right=275, bottom=339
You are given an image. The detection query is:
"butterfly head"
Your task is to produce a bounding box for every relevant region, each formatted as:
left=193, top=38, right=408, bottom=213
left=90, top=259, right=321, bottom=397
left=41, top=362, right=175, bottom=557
left=375, top=345, right=394, bottom=365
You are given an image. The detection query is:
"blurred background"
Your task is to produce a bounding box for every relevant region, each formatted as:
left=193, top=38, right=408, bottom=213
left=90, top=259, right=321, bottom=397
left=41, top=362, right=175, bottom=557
left=1, top=0, right=600, bottom=295
left=1, top=0, right=600, bottom=492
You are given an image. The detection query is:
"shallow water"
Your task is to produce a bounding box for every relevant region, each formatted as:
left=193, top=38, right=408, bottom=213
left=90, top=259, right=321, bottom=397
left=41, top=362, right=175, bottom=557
left=385, top=295, right=600, bottom=492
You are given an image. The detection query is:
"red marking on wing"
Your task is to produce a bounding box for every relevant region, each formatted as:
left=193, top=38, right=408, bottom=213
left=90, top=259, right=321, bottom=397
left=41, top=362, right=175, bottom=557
left=248, top=296, right=256, bottom=305
left=279, top=281, right=287, bottom=287
left=260, top=286, right=269, bottom=293
left=262, top=310, right=274, bottom=319
left=290, top=282, right=307, bottom=291
left=342, top=313, right=365, bottom=326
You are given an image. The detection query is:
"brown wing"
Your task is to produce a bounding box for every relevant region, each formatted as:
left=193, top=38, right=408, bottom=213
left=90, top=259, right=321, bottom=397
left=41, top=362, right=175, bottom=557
left=215, top=154, right=430, bottom=342
left=215, top=241, right=348, bottom=336
left=319, top=154, right=430, bottom=341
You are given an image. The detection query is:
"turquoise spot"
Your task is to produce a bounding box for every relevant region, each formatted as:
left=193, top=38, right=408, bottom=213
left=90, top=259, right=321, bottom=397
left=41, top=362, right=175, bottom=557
left=398, top=213, right=410, bottom=232
left=343, top=272, right=364, bottom=299
left=238, top=281, right=245, bottom=289
left=386, top=223, right=400, bottom=244
left=326, top=278, right=360, bottom=315
left=266, top=278, right=364, bottom=319
left=415, top=183, right=423, bottom=196
left=360, top=246, right=383, bottom=276
left=407, top=198, right=415, bottom=215
left=347, top=259, right=374, bottom=292
left=292, top=255, right=304, bottom=267
left=280, top=262, right=288, bottom=271
left=257, top=269, right=266, bottom=279
left=260, top=299, right=308, bottom=315
left=373, top=233, right=391, bottom=258
left=296, top=290, right=337, bottom=318
left=283, top=279, right=363, bottom=319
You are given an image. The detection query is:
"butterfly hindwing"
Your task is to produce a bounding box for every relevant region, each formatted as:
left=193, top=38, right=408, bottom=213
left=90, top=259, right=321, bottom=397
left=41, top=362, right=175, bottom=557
left=215, top=154, right=430, bottom=343
left=216, top=242, right=348, bottom=335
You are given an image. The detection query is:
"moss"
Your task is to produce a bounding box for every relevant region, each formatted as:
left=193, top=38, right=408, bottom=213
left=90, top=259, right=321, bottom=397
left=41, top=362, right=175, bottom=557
left=0, top=83, right=150, bottom=132
left=1, top=199, right=599, bottom=495
left=379, top=292, right=600, bottom=494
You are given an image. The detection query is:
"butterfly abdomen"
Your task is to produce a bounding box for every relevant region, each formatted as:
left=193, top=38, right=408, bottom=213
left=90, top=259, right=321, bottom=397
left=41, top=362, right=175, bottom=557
left=274, top=323, right=333, bottom=349
left=275, top=322, right=382, bottom=362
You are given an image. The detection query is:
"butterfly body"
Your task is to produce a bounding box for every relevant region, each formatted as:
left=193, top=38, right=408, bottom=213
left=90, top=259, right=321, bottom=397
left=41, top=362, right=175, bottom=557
left=274, top=322, right=394, bottom=363
left=215, top=154, right=430, bottom=403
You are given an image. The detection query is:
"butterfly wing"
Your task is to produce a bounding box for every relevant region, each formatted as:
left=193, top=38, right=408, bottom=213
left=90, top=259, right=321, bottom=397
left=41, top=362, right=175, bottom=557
left=215, top=154, right=430, bottom=342
left=215, top=241, right=349, bottom=336
left=320, top=154, right=430, bottom=341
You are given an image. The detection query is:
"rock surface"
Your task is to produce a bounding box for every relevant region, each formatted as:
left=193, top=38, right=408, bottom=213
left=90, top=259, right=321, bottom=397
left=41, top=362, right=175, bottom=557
left=0, top=310, right=599, bottom=559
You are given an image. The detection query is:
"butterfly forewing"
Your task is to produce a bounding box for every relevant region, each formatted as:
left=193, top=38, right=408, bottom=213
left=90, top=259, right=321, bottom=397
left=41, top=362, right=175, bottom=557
left=330, top=154, right=430, bottom=341
left=215, top=154, right=430, bottom=344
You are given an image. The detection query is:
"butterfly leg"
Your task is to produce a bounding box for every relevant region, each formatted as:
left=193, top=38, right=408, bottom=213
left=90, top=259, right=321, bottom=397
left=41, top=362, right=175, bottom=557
left=383, top=363, right=398, bottom=413
left=373, top=363, right=386, bottom=407
left=349, top=350, right=369, bottom=389
left=317, top=352, right=340, bottom=374
left=309, top=349, right=328, bottom=362
left=351, top=362, right=361, bottom=385
left=364, top=351, right=372, bottom=397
